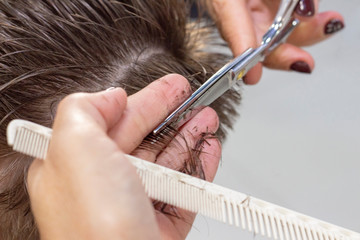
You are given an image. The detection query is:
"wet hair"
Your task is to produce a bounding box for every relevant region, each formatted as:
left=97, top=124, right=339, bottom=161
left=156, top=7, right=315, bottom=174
left=0, top=0, right=241, bottom=239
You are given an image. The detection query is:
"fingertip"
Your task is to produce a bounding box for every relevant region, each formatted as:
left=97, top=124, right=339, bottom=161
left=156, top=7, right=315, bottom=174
left=91, top=87, right=128, bottom=129
left=289, top=11, right=345, bottom=47
left=157, top=74, right=191, bottom=97
left=201, top=137, right=221, bottom=182
left=295, top=0, right=316, bottom=18
left=243, top=64, right=263, bottom=85
left=263, top=43, right=314, bottom=73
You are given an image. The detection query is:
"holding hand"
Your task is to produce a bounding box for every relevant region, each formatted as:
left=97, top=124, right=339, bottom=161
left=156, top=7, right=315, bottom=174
left=27, top=74, right=221, bottom=240
left=204, top=0, right=344, bottom=84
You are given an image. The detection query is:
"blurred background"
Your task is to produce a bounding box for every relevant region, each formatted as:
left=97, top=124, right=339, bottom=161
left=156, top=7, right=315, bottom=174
left=188, top=0, right=360, bottom=239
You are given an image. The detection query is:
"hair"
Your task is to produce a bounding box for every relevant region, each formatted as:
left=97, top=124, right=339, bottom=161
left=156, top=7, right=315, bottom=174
left=0, top=0, right=241, bottom=239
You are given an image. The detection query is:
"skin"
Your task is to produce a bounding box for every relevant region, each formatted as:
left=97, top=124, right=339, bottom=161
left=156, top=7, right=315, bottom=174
left=27, top=74, right=221, bottom=240
left=205, top=0, right=344, bottom=84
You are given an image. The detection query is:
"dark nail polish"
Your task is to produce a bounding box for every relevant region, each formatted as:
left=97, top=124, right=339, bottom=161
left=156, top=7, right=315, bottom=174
left=295, top=0, right=315, bottom=17
left=324, top=19, right=345, bottom=35
left=290, top=61, right=312, bottom=74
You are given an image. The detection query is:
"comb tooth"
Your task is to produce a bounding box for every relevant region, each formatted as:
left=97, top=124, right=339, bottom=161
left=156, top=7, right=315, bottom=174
left=35, top=134, right=43, bottom=159
left=239, top=204, right=246, bottom=230
left=225, top=199, right=233, bottom=225
left=205, top=191, right=210, bottom=218
left=221, top=197, right=227, bottom=223
left=207, top=193, right=212, bottom=219
left=275, top=215, right=284, bottom=240
left=179, top=181, right=184, bottom=210
left=257, top=209, right=266, bottom=236
left=184, top=182, right=189, bottom=211
left=18, top=128, right=28, bottom=155
left=216, top=195, right=222, bottom=222
left=306, top=225, right=314, bottom=240
left=26, top=129, right=36, bottom=157
left=281, top=216, right=291, bottom=240
left=270, top=213, right=279, bottom=239
left=245, top=205, right=253, bottom=232
left=12, top=128, right=22, bottom=152
left=31, top=133, right=39, bottom=158
left=287, top=220, right=296, bottom=240
left=300, top=223, right=308, bottom=240
left=213, top=195, right=218, bottom=220
left=325, top=232, right=331, bottom=240
left=193, top=186, right=198, bottom=213
left=194, top=186, right=198, bottom=213
left=27, top=129, right=35, bottom=157
left=33, top=132, right=41, bottom=158
left=318, top=229, right=325, bottom=240
left=25, top=129, right=33, bottom=156
left=42, top=136, right=49, bottom=159
left=294, top=222, right=302, bottom=240
left=14, top=128, right=26, bottom=154
left=322, top=232, right=329, bottom=240
left=264, top=210, right=272, bottom=238
left=326, top=233, right=332, bottom=240
left=171, top=179, right=175, bottom=206
left=156, top=174, right=160, bottom=201
left=189, top=185, right=194, bottom=212
left=251, top=207, right=259, bottom=235
left=207, top=194, right=212, bottom=218
left=312, top=227, right=320, bottom=240
left=161, top=174, right=165, bottom=202
left=233, top=201, right=240, bottom=227
left=165, top=175, right=169, bottom=203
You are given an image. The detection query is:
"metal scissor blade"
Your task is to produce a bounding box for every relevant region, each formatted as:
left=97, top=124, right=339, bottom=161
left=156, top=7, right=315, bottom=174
left=153, top=48, right=254, bottom=134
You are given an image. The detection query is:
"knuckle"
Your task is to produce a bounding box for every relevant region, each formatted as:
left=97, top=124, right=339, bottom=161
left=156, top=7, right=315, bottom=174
left=59, top=93, right=86, bottom=109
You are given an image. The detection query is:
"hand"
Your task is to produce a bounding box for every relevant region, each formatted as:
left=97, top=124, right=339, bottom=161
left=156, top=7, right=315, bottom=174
left=204, top=0, right=344, bottom=84
left=27, top=74, right=221, bottom=240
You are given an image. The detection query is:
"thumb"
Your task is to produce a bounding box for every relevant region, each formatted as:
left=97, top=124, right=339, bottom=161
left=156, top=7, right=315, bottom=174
left=54, top=88, right=128, bottom=133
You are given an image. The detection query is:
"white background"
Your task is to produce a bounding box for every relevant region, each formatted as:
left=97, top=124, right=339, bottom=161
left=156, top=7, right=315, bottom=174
left=188, top=0, right=360, bottom=239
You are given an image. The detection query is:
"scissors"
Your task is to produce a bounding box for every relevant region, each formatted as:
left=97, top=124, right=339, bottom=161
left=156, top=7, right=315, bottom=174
left=153, top=0, right=301, bottom=135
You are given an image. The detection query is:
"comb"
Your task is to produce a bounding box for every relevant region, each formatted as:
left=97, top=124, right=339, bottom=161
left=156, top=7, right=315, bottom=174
left=7, top=119, right=360, bottom=240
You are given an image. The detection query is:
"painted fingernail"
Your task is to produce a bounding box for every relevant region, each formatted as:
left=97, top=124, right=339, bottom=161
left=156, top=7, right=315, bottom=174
left=324, top=19, right=345, bottom=35
left=295, top=0, right=315, bottom=17
left=290, top=61, right=312, bottom=74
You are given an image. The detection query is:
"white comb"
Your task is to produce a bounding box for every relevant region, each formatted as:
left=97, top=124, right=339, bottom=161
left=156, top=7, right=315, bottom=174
left=6, top=119, right=360, bottom=240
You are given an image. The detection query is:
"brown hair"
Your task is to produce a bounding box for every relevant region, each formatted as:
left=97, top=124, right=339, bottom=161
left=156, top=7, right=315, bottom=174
left=0, top=0, right=240, bottom=239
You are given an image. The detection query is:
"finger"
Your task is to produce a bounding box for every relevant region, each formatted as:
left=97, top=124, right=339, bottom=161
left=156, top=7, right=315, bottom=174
left=289, top=11, right=345, bottom=47
left=109, top=74, right=191, bottom=153
left=295, top=0, right=317, bottom=18
left=151, top=108, right=221, bottom=239
left=55, top=88, right=127, bottom=132
left=49, top=88, right=128, bottom=167
left=263, top=43, right=314, bottom=73
left=155, top=107, right=220, bottom=180
left=154, top=108, right=221, bottom=238
left=28, top=88, right=128, bottom=188
left=210, top=0, right=263, bottom=84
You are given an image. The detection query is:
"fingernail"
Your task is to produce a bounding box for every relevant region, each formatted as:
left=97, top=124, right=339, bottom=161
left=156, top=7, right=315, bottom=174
left=106, top=87, right=116, bottom=91
left=295, top=0, right=315, bottom=17
left=324, top=19, right=345, bottom=35
left=290, top=61, right=312, bottom=74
